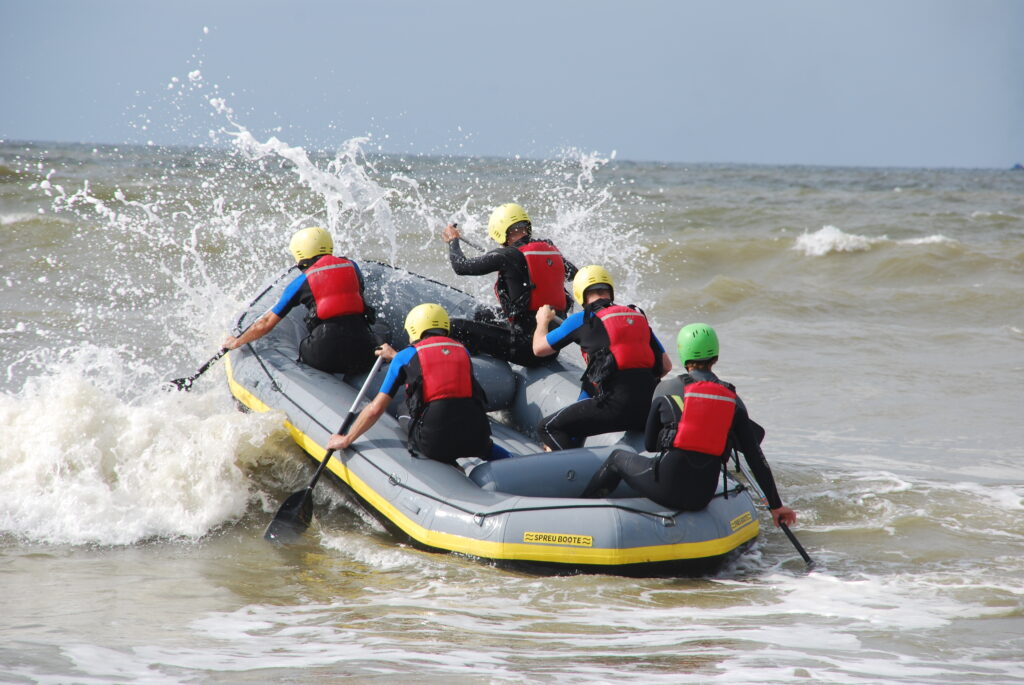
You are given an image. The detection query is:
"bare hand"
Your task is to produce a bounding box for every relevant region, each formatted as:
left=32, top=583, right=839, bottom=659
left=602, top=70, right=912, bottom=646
left=442, top=223, right=461, bottom=243
left=326, top=433, right=353, bottom=451
left=770, top=506, right=797, bottom=527
left=222, top=335, right=240, bottom=350
left=535, top=305, right=556, bottom=326
left=375, top=343, right=398, bottom=360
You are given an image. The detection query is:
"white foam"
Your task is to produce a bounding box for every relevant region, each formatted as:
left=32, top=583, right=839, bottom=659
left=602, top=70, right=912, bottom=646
left=0, top=347, right=285, bottom=545
left=793, top=225, right=881, bottom=256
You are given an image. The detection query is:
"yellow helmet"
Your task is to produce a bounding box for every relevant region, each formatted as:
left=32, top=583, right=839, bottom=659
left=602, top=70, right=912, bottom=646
left=572, top=265, right=614, bottom=305
left=289, top=226, right=333, bottom=263
left=404, top=303, right=450, bottom=342
left=487, top=203, right=531, bottom=245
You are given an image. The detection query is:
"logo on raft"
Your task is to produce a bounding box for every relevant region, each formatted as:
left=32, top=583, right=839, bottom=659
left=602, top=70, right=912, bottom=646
left=523, top=532, right=594, bottom=547
left=730, top=511, right=754, bottom=531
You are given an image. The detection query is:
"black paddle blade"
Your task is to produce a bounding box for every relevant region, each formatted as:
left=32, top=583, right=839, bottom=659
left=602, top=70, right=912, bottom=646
left=167, top=377, right=193, bottom=392
left=264, top=488, right=315, bottom=544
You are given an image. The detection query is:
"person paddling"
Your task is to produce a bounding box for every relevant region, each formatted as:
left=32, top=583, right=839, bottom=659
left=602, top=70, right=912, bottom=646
left=442, top=203, right=577, bottom=366
left=327, top=304, right=509, bottom=464
left=531, top=265, right=672, bottom=450
left=223, top=226, right=377, bottom=375
left=581, top=323, right=798, bottom=529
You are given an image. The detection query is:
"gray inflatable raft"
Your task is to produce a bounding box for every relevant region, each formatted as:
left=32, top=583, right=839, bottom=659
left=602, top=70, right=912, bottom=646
left=226, top=261, right=759, bottom=576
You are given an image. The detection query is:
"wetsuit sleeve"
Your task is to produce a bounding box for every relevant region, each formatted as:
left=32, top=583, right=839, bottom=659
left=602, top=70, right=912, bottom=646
left=350, top=259, right=366, bottom=291
left=270, top=273, right=307, bottom=318
left=448, top=241, right=510, bottom=276
left=379, top=346, right=416, bottom=397
left=732, top=402, right=784, bottom=509
left=545, top=311, right=586, bottom=350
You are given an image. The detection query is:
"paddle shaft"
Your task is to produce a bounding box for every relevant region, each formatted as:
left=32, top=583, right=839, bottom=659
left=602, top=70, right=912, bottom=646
left=171, top=349, right=227, bottom=390
left=308, top=354, right=386, bottom=487
left=449, top=223, right=485, bottom=252
left=170, top=266, right=298, bottom=391
left=263, top=355, right=386, bottom=542
left=733, top=455, right=814, bottom=567
left=779, top=521, right=813, bottom=566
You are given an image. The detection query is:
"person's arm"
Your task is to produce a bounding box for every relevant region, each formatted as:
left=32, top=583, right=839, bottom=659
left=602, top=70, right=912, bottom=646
left=659, top=352, right=673, bottom=377
left=326, top=344, right=400, bottom=450
left=222, top=310, right=281, bottom=349
left=532, top=305, right=559, bottom=356
left=643, top=395, right=679, bottom=452
left=444, top=225, right=509, bottom=275
left=223, top=272, right=305, bottom=349
left=649, top=332, right=673, bottom=378
left=733, top=404, right=796, bottom=527
left=326, top=392, right=390, bottom=450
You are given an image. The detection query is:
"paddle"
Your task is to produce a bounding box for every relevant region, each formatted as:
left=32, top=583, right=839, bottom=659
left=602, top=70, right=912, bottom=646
left=168, top=266, right=298, bottom=392
left=264, top=354, right=386, bottom=543
left=732, top=453, right=814, bottom=568
left=448, top=222, right=486, bottom=252
left=168, top=349, right=227, bottom=391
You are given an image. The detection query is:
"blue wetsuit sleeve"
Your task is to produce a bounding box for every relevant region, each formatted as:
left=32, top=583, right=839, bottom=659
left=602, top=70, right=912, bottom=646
left=379, top=346, right=416, bottom=396
left=271, top=273, right=307, bottom=317
left=650, top=331, right=665, bottom=353
left=350, top=259, right=365, bottom=291
left=546, top=311, right=585, bottom=350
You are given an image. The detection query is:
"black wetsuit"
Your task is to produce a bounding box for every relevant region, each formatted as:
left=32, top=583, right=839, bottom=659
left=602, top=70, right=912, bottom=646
left=536, top=299, right=665, bottom=450
left=581, top=369, right=785, bottom=510
left=447, top=235, right=577, bottom=366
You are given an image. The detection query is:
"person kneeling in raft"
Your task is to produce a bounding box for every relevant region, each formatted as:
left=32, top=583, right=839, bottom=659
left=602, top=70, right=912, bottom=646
left=531, top=265, right=673, bottom=450
left=327, top=303, right=510, bottom=464
left=581, top=323, right=797, bottom=528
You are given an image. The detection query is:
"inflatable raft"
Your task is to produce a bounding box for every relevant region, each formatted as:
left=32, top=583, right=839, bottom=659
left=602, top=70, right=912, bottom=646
left=225, top=261, right=760, bottom=576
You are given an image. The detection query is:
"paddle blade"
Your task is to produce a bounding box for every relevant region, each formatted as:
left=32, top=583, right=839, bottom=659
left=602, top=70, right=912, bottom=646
left=167, top=377, right=193, bottom=392
left=264, top=488, right=315, bottom=544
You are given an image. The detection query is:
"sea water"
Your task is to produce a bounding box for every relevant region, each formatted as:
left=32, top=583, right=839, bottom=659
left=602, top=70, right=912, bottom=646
left=0, top=77, right=1022, bottom=684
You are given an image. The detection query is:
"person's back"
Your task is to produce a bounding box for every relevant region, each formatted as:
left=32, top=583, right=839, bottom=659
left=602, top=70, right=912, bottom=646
left=531, top=265, right=672, bottom=450
left=581, top=323, right=797, bottom=529
left=381, top=304, right=493, bottom=463
left=223, top=226, right=376, bottom=375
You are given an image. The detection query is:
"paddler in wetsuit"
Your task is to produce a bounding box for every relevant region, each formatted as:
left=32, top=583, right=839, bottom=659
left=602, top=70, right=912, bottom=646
left=223, top=226, right=377, bottom=375
left=442, top=203, right=577, bottom=366
left=580, top=323, right=798, bottom=528
left=327, top=303, right=509, bottom=464
left=532, top=265, right=673, bottom=450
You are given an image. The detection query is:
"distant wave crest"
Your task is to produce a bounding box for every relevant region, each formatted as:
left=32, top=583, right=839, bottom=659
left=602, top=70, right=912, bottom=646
left=794, top=225, right=955, bottom=257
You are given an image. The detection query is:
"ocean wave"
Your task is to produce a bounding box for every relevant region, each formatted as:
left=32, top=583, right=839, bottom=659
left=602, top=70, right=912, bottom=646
left=793, top=225, right=957, bottom=257
left=0, top=347, right=289, bottom=545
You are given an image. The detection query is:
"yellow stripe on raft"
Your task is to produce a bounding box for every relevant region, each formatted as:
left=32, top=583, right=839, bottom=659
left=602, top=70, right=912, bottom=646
left=225, top=355, right=760, bottom=565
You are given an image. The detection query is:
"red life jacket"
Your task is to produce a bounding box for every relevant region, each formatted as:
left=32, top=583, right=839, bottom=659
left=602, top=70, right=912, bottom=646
left=412, top=336, right=473, bottom=402
left=493, top=240, right=567, bottom=317
left=670, top=380, right=738, bottom=457
left=305, top=256, right=364, bottom=320
left=518, top=241, right=566, bottom=311
left=592, top=305, right=655, bottom=370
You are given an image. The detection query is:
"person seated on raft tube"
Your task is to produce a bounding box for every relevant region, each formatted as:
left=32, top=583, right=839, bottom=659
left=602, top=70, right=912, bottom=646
left=222, top=226, right=377, bottom=375
left=442, top=202, right=578, bottom=367
left=580, top=323, right=797, bottom=527
left=326, top=303, right=510, bottom=465
left=531, top=265, right=673, bottom=451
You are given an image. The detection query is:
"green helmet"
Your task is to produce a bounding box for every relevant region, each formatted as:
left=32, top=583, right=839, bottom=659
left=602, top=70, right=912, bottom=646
left=677, top=323, right=719, bottom=363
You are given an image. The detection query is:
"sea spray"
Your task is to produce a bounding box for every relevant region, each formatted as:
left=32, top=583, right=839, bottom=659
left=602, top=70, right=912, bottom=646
left=0, top=346, right=293, bottom=545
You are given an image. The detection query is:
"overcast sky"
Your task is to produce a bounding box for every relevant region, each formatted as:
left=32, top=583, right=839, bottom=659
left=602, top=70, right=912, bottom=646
left=2, top=0, right=1021, bottom=168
